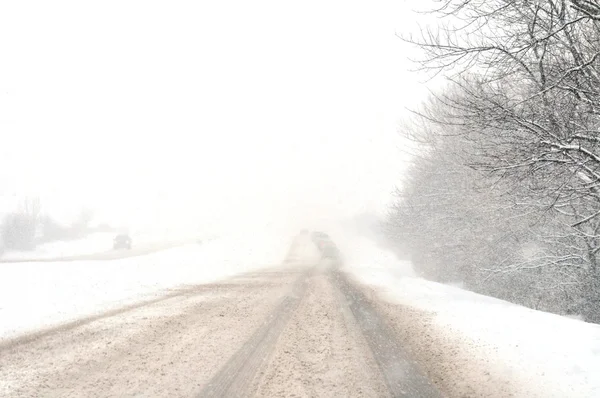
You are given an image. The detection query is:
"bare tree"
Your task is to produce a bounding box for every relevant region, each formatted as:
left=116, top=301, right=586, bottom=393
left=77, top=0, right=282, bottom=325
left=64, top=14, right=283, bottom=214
left=386, top=0, right=600, bottom=320
left=2, top=196, right=41, bottom=251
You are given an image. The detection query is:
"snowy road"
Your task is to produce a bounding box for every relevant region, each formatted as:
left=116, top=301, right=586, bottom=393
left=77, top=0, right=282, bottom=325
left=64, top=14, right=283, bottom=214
left=0, top=263, right=441, bottom=398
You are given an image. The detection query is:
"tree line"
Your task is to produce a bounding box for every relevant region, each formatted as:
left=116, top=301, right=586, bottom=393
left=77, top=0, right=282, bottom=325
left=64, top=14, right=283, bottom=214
left=0, top=196, right=107, bottom=256
left=387, top=0, right=600, bottom=322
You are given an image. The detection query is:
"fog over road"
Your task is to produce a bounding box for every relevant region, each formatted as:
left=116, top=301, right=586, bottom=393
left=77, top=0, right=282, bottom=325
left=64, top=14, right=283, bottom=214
left=0, top=254, right=441, bottom=398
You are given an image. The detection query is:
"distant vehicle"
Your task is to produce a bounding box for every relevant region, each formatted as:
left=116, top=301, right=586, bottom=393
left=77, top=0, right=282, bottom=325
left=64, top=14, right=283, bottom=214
left=311, top=231, right=340, bottom=260
left=113, top=234, right=132, bottom=250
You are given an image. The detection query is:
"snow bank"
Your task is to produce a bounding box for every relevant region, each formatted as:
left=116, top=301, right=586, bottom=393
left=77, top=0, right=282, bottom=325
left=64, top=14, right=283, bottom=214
left=346, top=244, right=600, bottom=397
left=0, top=232, right=290, bottom=341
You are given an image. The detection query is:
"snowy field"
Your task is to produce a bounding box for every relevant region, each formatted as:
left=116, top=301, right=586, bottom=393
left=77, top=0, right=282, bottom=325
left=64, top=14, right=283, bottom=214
left=345, top=237, right=600, bottom=398
left=0, top=231, right=201, bottom=261
left=1, top=232, right=119, bottom=260
left=0, top=233, right=291, bottom=341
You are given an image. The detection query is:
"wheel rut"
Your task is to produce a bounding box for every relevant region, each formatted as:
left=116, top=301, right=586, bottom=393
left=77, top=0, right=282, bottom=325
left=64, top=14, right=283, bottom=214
left=201, top=267, right=441, bottom=398
left=331, top=270, right=441, bottom=398
left=198, top=271, right=310, bottom=397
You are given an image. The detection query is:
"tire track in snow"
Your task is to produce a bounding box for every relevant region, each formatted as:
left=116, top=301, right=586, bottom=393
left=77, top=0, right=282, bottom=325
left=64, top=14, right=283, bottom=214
left=331, top=270, right=442, bottom=398
left=0, top=272, right=289, bottom=351
left=0, top=269, right=301, bottom=398
left=251, top=269, right=390, bottom=397
left=198, top=270, right=310, bottom=397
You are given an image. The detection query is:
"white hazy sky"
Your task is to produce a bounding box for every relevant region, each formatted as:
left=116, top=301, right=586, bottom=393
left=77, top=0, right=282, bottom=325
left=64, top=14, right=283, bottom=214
left=0, top=0, right=431, bottom=234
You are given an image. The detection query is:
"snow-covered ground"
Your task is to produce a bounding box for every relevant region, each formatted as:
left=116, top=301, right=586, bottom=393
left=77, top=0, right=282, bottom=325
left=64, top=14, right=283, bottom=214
left=345, top=237, right=600, bottom=398
left=5, top=229, right=600, bottom=396
left=0, top=230, right=203, bottom=261
left=1, top=232, right=118, bottom=260
left=0, top=232, right=291, bottom=341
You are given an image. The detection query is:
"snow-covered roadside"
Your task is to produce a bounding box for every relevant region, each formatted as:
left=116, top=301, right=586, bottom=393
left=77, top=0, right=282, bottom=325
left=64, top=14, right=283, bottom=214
left=0, top=232, right=291, bottom=341
left=344, top=238, right=600, bottom=398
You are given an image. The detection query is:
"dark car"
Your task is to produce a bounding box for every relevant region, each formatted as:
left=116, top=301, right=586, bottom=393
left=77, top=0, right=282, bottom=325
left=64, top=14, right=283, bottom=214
left=113, top=234, right=132, bottom=250
left=311, top=231, right=340, bottom=260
